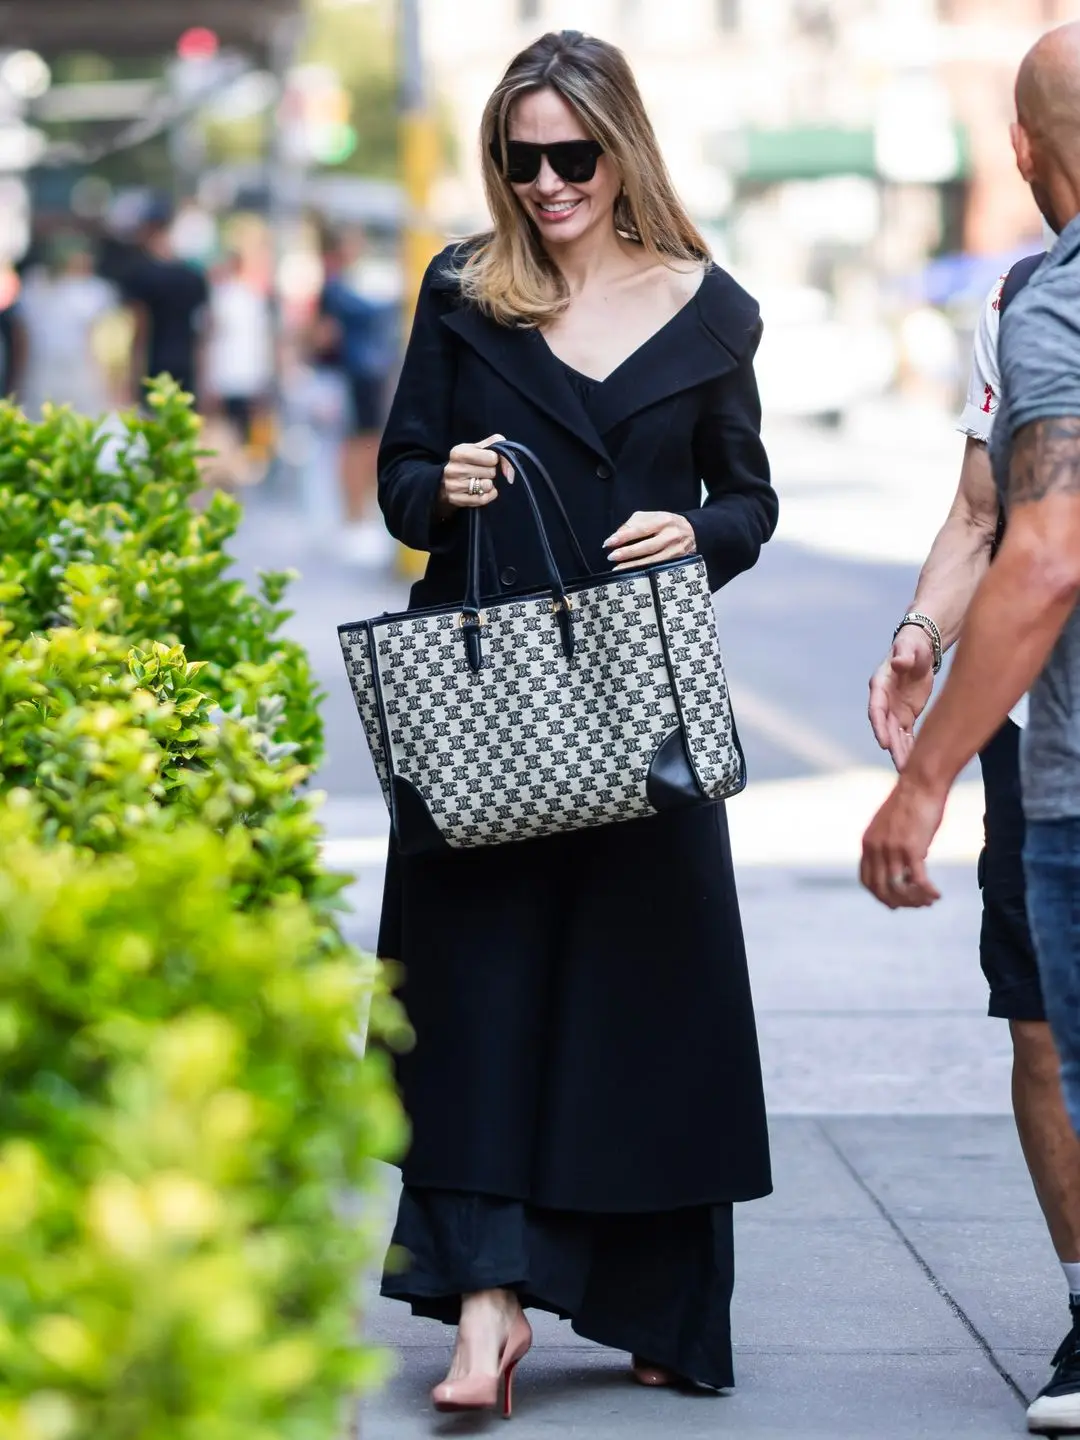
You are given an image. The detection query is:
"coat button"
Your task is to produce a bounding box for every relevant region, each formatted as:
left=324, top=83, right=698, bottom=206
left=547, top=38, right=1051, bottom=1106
left=500, top=566, right=518, bottom=587
left=595, top=462, right=613, bottom=480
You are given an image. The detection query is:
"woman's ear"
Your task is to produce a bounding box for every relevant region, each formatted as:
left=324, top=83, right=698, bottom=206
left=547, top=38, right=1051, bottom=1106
left=614, top=184, right=632, bottom=232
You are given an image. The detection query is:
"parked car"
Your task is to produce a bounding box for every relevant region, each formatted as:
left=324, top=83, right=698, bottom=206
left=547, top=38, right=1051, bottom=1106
left=752, top=284, right=897, bottom=426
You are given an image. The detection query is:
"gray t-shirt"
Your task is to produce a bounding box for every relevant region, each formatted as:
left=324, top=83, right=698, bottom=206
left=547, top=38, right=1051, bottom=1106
left=990, top=213, right=1080, bottom=821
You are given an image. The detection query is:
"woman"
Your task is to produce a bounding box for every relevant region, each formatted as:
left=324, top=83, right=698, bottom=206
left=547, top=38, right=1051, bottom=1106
left=376, top=28, right=777, bottom=1414
left=318, top=229, right=399, bottom=567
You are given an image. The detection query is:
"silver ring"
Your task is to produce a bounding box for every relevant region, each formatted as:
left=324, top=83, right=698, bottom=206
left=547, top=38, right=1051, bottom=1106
left=888, top=871, right=911, bottom=890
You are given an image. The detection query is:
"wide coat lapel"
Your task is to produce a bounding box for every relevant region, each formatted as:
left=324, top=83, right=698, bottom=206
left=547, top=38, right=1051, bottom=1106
left=440, top=307, right=614, bottom=465
left=587, top=267, right=761, bottom=435
left=439, top=263, right=761, bottom=452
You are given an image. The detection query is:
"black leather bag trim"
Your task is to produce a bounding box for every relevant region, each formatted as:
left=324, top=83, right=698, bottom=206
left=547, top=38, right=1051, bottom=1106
left=391, top=776, right=451, bottom=856
left=365, top=621, right=406, bottom=839
left=648, top=570, right=747, bottom=803
left=646, top=727, right=706, bottom=811
left=337, top=555, right=700, bottom=637
left=648, top=570, right=709, bottom=794
left=725, top=716, right=749, bottom=801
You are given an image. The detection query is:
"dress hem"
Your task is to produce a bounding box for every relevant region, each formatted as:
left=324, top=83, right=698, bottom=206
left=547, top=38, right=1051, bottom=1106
left=394, top=1166, right=773, bottom=1214
left=379, top=1282, right=735, bottom=1391
left=382, top=1187, right=739, bottom=1391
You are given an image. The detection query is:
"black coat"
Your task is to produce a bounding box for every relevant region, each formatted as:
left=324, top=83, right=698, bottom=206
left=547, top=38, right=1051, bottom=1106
left=376, top=245, right=776, bottom=1214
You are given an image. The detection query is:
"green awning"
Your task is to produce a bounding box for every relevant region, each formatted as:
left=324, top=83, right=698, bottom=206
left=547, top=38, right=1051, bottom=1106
left=742, top=127, right=876, bottom=181
left=713, top=125, right=970, bottom=183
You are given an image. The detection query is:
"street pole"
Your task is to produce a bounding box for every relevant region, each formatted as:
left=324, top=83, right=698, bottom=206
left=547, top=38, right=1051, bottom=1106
left=398, top=0, right=441, bottom=310
left=265, top=7, right=306, bottom=495
left=396, top=0, right=441, bottom=577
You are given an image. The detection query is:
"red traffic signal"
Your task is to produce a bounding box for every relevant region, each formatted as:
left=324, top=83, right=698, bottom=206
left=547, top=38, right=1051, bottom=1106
left=177, top=27, right=220, bottom=62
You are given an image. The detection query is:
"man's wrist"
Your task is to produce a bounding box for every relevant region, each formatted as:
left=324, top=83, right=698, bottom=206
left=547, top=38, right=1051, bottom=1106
left=892, top=622, right=935, bottom=657
left=901, top=747, right=954, bottom=802
left=894, top=612, right=942, bottom=672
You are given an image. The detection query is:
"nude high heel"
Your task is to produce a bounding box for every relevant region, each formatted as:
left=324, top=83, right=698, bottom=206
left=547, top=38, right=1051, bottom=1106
left=631, top=1354, right=680, bottom=1387
left=432, top=1312, right=533, bottom=1418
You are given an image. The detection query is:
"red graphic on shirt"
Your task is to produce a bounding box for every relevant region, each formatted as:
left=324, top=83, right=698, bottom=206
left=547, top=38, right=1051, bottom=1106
left=991, top=274, right=1008, bottom=312
left=981, top=383, right=994, bottom=414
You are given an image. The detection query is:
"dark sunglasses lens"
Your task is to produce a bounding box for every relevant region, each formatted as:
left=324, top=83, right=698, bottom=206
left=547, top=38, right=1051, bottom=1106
left=549, top=143, right=601, bottom=183
left=501, top=142, right=542, bottom=183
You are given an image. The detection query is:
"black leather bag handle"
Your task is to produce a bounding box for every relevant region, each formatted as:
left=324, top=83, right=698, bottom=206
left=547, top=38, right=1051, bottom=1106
left=459, top=440, right=579, bottom=672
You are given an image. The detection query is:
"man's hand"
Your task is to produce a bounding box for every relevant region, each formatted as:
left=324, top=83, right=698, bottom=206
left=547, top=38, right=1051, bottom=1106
left=868, top=626, right=937, bottom=771
left=860, top=774, right=947, bottom=909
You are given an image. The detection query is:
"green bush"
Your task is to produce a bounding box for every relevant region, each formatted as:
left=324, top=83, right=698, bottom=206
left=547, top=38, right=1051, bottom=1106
left=0, top=391, right=409, bottom=1439
left=0, top=382, right=321, bottom=767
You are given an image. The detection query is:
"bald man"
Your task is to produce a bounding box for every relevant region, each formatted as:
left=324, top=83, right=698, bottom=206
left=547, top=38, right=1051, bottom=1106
left=861, top=22, right=1080, bottom=1434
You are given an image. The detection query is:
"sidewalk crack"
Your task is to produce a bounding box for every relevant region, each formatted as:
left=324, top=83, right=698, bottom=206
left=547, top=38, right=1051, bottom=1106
left=815, top=1119, right=1028, bottom=1408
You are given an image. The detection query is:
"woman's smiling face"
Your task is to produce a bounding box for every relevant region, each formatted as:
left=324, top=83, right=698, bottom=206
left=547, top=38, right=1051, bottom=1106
left=506, top=87, right=620, bottom=248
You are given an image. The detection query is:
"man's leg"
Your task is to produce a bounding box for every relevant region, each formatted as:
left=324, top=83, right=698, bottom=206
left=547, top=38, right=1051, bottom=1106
left=981, top=724, right=1080, bottom=1253
left=1023, top=818, right=1080, bottom=1435
left=1025, top=819, right=1080, bottom=1150
left=342, top=431, right=380, bottom=523
left=980, top=730, right=1080, bottom=1434
left=1012, top=1020, right=1080, bottom=1262
left=339, top=375, right=392, bottom=566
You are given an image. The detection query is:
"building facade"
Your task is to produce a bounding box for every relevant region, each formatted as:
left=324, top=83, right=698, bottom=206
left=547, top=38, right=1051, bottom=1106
left=939, top=0, right=1071, bottom=254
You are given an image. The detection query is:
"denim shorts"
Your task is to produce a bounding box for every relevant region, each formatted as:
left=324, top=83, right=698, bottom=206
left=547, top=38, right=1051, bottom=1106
left=1024, top=817, right=1080, bottom=1135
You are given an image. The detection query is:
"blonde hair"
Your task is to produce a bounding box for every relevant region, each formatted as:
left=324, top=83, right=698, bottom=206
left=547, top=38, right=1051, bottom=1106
left=451, top=30, right=710, bottom=329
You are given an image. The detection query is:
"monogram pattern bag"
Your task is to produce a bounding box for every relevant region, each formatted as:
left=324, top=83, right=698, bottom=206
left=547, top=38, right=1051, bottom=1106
left=338, top=441, right=745, bottom=855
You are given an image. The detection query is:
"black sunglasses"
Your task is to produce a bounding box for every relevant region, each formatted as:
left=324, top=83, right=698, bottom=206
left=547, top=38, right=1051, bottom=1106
left=489, top=137, right=604, bottom=185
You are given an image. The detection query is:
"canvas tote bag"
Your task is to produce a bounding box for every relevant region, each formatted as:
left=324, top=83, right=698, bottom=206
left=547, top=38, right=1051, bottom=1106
left=338, top=440, right=745, bottom=855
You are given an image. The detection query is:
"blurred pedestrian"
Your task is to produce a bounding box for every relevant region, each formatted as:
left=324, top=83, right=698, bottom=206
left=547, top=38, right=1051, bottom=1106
left=206, top=250, right=274, bottom=445
left=315, top=228, right=396, bottom=566
left=18, top=233, right=118, bottom=420
left=375, top=29, right=776, bottom=1414
left=0, top=266, right=26, bottom=400
left=296, top=275, right=352, bottom=547
left=117, top=198, right=209, bottom=407
left=868, top=235, right=1080, bottom=1432
left=861, top=32, right=1080, bottom=1434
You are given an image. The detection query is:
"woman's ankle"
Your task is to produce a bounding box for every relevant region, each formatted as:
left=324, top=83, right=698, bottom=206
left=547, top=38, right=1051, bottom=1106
left=461, top=1287, right=519, bottom=1321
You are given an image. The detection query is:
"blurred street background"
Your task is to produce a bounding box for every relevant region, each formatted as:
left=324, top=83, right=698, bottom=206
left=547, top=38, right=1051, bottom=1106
left=3, top=0, right=1072, bottom=1434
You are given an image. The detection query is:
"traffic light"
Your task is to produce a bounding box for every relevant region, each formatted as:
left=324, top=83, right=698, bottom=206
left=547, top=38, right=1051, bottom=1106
left=281, top=65, right=358, bottom=166
left=176, top=28, right=220, bottom=63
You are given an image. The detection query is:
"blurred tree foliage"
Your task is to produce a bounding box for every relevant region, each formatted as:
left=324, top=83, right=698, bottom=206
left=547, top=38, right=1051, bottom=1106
left=303, top=0, right=400, bottom=179
left=204, top=0, right=403, bottom=177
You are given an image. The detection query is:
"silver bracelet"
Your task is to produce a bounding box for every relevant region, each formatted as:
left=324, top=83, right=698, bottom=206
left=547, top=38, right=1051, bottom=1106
left=893, top=612, right=942, bottom=673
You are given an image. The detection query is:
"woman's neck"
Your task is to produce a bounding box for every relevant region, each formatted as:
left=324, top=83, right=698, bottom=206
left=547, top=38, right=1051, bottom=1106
left=545, top=225, right=640, bottom=295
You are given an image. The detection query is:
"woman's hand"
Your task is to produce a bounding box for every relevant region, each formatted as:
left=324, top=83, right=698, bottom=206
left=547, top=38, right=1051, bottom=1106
left=604, top=512, right=697, bottom=571
left=437, top=433, right=515, bottom=514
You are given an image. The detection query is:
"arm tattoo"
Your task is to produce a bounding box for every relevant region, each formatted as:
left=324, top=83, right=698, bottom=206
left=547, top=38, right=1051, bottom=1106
left=1008, top=417, right=1080, bottom=505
